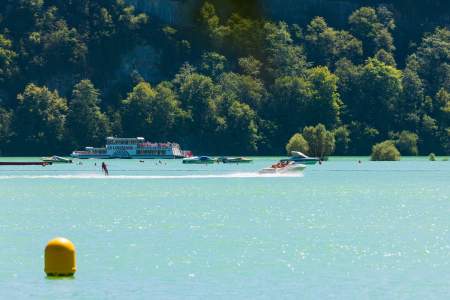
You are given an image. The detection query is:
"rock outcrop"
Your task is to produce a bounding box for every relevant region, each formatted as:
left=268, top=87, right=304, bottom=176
left=124, top=0, right=360, bottom=27
left=125, top=0, right=200, bottom=26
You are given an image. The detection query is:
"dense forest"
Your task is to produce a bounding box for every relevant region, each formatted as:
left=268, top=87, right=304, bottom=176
left=0, top=0, right=449, bottom=156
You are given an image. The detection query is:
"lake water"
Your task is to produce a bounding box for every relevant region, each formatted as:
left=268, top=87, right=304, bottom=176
left=1, top=157, right=449, bottom=299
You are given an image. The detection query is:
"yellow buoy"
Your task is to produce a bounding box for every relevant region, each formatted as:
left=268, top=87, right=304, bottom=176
left=44, top=237, right=76, bottom=277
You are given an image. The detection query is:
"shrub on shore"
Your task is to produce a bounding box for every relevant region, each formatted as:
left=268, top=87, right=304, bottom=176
left=371, top=140, right=400, bottom=161
left=286, top=133, right=309, bottom=155
left=429, top=153, right=436, bottom=161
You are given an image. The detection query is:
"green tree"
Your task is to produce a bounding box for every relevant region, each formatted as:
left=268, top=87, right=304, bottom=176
left=41, top=20, right=87, bottom=73
left=345, top=58, right=402, bottom=135
left=223, top=100, right=260, bottom=154
left=173, top=67, right=222, bottom=151
left=264, top=22, right=309, bottom=78
left=200, top=52, right=227, bottom=79
left=302, top=124, right=335, bottom=159
left=199, top=1, right=224, bottom=47
left=66, top=80, right=111, bottom=149
left=394, top=131, right=419, bottom=155
left=149, top=82, right=186, bottom=140
left=347, top=121, right=380, bottom=155
left=415, top=28, right=450, bottom=96
left=199, top=2, right=264, bottom=57
left=121, top=81, right=157, bottom=137
left=0, top=34, right=18, bottom=82
left=371, top=140, right=400, bottom=161
left=333, top=126, right=351, bottom=155
left=270, top=66, right=341, bottom=146
left=238, top=56, right=262, bottom=78
left=374, top=49, right=396, bottom=66
left=305, top=17, right=362, bottom=67
left=0, top=107, right=12, bottom=153
left=400, top=55, right=425, bottom=131
left=224, top=13, right=265, bottom=57
left=285, top=133, right=309, bottom=155
left=121, top=81, right=184, bottom=140
left=419, top=114, right=440, bottom=154
left=270, top=75, right=313, bottom=145
left=306, top=66, right=342, bottom=128
left=219, top=72, right=267, bottom=110
left=13, top=84, right=68, bottom=154
left=349, top=6, right=395, bottom=57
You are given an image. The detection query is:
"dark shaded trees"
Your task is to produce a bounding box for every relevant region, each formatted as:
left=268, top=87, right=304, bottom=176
left=65, top=80, right=111, bottom=149
left=349, top=6, right=395, bottom=57
left=12, top=84, right=67, bottom=154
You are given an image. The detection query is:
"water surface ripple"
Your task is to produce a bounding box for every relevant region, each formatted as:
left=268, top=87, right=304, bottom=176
left=0, top=157, right=449, bottom=299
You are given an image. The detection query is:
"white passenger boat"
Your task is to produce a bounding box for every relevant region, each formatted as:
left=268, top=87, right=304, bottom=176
left=71, top=137, right=190, bottom=159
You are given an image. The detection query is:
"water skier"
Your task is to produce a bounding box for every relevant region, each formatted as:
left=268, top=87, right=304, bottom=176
left=101, top=162, right=109, bottom=176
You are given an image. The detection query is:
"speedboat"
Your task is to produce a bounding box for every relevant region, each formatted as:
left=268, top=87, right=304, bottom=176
left=220, top=157, right=253, bottom=163
left=41, top=156, right=73, bottom=163
left=258, top=160, right=306, bottom=174
left=288, top=151, right=319, bottom=165
left=182, top=156, right=216, bottom=164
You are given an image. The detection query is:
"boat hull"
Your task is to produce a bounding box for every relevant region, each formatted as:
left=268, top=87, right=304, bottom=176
left=258, top=163, right=306, bottom=174
left=222, top=158, right=253, bottom=163
left=182, top=160, right=216, bottom=164
left=288, top=158, right=319, bottom=165
left=183, top=156, right=216, bottom=164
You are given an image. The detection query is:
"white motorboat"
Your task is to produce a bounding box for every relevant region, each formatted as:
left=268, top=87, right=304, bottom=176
left=41, top=156, right=73, bottom=163
left=182, top=156, right=217, bottom=164
left=258, top=160, right=306, bottom=174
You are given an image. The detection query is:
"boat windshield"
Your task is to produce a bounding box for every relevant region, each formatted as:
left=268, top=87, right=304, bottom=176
left=291, top=151, right=308, bottom=158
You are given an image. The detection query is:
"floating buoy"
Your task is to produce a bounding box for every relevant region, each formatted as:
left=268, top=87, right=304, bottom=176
left=44, top=237, right=76, bottom=277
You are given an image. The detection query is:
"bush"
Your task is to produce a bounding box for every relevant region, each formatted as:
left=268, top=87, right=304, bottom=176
left=394, top=131, right=418, bottom=155
left=371, top=140, right=401, bottom=161
left=286, top=133, right=309, bottom=155
left=429, top=153, right=436, bottom=161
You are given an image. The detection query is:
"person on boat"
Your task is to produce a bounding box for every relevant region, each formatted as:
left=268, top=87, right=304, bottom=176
left=101, top=162, right=109, bottom=176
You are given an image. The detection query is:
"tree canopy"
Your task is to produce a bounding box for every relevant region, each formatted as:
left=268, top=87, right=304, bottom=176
left=0, top=1, right=449, bottom=156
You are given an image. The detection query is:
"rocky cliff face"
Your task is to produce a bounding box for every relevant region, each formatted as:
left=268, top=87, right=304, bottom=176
left=125, top=0, right=200, bottom=25
left=124, top=0, right=360, bottom=27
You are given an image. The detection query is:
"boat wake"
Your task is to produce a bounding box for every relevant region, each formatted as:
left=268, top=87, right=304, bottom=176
left=0, top=172, right=303, bottom=180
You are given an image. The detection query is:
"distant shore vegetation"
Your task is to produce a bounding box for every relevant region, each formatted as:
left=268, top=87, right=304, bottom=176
left=0, top=1, right=449, bottom=156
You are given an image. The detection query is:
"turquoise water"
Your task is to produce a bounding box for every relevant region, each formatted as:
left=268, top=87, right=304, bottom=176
left=1, top=157, right=449, bottom=299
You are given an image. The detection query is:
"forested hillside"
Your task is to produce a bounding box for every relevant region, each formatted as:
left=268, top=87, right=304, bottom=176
left=0, top=0, right=449, bottom=155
